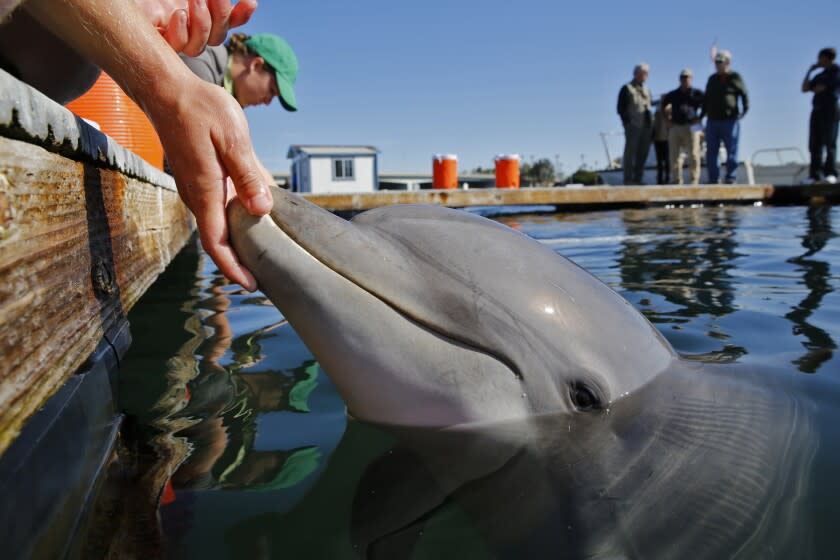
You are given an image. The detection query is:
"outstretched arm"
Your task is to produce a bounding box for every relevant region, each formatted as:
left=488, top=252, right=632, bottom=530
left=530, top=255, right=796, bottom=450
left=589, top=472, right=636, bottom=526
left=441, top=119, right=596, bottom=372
left=24, top=0, right=273, bottom=290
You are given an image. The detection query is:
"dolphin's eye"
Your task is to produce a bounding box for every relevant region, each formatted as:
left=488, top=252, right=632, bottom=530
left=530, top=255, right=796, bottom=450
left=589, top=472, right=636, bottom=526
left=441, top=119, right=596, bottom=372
left=569, top=381, right=602, bottom=411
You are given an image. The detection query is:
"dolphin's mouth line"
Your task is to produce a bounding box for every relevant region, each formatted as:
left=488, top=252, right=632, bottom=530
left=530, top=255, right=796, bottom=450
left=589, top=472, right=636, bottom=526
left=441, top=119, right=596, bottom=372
left=267, top=212, right=527, bottom=385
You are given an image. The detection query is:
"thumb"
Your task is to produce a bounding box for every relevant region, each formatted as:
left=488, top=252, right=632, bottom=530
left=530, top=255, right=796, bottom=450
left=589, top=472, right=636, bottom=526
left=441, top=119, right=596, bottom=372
left=222, top=144, right=274, bottom=216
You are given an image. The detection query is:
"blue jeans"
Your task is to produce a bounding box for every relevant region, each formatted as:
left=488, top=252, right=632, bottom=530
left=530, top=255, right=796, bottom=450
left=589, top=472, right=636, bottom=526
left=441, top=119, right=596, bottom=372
left=705, top=119, right=740, bottom=183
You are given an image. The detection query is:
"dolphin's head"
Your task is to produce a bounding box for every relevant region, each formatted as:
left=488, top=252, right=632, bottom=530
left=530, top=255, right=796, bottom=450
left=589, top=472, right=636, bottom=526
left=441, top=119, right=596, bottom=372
left=228, top=187, right=676, bottom=427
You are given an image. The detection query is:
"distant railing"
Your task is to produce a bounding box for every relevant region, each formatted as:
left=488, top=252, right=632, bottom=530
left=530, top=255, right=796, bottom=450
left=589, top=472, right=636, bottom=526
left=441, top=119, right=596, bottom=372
left=749, top=147, right=807, bottom=166
left=743, top=147, right=808, bottom=185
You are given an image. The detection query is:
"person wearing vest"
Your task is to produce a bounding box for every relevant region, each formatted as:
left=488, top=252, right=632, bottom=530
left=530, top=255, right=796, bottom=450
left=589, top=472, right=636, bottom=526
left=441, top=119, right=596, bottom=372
left=617, top=63, right=653, bottom=185
left=703, top=50, right=749, bottom=184
left=663, top=68, right=705, bottom=185
left=801, top=47, right=839, bottom=184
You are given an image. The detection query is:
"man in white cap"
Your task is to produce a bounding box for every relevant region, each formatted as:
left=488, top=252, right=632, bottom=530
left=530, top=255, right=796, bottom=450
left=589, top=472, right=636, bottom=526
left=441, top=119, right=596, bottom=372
left=663, top=68, right=705, bottom=184
left=702, top=50, right=749, bottom=184
left=617, top=63, right=653, bottom=185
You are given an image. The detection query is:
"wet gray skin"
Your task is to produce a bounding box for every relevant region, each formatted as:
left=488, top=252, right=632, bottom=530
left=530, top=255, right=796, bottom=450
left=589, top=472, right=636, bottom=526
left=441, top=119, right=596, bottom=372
left=228, top=188, right=818, bottom=557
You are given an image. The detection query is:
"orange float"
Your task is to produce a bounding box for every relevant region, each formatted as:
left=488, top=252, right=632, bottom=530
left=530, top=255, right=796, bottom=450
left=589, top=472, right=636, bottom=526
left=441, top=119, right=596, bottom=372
left=66, top=72, right=164, bottom=170
left=494, top=154, right=520, bottom=189
left=432, top=154, right=458, bottom=189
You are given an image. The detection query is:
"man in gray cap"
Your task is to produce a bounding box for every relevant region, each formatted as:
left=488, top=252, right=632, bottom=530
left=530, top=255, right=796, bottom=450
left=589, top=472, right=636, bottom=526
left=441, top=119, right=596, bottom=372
left=617, top=63, right=653, bottom=185
left=663, top=68, right=705, bottom=184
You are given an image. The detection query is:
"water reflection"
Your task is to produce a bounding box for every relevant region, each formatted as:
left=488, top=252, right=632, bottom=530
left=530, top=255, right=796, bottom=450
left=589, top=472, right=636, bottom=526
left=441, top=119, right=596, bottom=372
left=104, top=243, right=347, bottom=557
left=617, top=207, right=746, bottom=360
left=786, top=204, right=837, bottom=374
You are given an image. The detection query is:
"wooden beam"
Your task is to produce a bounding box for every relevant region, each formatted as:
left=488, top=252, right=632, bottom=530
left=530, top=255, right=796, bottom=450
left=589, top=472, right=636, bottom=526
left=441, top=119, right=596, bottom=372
left=0, top=137, right=193, bottom=454
left=0, top=69, right=194, bottom=456
left=302, top=184, right=776, bottom=212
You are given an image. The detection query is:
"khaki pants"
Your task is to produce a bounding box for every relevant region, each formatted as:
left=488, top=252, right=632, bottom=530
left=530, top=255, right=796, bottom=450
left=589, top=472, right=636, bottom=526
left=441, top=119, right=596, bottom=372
left=669, top=124, right=702, bottom=185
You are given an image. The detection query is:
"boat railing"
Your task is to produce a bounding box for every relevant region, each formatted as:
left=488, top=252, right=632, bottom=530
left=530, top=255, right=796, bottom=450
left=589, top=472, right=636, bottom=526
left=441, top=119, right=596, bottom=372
left=743, top=147, right=808, bottom=185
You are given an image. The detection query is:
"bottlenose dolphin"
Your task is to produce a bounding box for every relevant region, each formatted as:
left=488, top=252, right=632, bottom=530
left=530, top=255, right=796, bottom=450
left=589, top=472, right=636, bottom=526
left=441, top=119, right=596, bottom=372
left=227, top=187, right=819, bottom=558
left=228, top=187, right=676, bottom=427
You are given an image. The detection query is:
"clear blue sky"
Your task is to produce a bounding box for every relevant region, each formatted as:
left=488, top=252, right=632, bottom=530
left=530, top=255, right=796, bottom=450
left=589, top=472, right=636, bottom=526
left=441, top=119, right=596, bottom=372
left=236, top=0, right=838, bottom=175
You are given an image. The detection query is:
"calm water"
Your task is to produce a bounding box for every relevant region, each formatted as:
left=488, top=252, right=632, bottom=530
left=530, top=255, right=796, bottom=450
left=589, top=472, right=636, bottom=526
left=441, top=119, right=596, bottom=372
left=116, top=203, right=840, bottom=559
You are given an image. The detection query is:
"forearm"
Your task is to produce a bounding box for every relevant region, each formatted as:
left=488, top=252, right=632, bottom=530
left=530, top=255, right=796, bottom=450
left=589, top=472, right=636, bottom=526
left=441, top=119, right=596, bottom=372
left=22, top=0, right=191, bottom=117
left=802, top=73, right=812, bottom=93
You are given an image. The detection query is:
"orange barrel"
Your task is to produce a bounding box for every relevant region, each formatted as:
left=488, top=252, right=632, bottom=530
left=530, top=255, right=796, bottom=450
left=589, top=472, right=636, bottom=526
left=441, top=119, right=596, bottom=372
left=66, top=72, right=164, bottom=170
left=432, top=154, right=458, bottom=189
left=494, top=154, right=520, bottom=188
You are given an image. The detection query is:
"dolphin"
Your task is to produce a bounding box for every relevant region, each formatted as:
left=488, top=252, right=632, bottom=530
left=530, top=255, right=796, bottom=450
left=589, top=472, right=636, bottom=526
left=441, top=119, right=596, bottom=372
left=228, top=186, right=675, bottom=427
left=227, top=187, right=819, bottom=558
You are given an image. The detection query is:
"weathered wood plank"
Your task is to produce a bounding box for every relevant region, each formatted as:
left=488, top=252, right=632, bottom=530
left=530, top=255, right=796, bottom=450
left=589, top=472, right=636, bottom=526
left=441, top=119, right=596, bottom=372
left=0, top=137, right=192, bottom=455
left=302, top=184, right=777, bottom=212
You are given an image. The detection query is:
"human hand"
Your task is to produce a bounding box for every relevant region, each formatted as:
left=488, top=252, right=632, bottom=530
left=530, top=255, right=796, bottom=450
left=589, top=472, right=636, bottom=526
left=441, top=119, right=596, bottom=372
left=813, top=83, right=826, bottom=94
left=134, top=0, right=256, bottom=56
left=149, top=73, right=273, bottom=290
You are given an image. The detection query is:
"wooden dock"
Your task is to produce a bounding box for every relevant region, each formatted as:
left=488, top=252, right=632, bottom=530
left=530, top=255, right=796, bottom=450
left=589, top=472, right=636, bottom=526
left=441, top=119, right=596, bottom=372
left=303, top=183, right=840, bottom=212
left=0, top=70, right=194, bottom=557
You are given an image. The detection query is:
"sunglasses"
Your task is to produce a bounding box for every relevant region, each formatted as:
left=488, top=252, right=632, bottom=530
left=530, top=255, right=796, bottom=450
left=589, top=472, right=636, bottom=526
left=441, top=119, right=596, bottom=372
left=714, top=59, right=727, bottom=64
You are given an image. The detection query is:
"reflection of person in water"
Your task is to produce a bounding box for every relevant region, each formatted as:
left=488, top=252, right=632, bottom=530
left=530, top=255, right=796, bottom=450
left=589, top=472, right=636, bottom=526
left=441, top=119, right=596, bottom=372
left=618, top=207, right=740, bottom=317
left=171, top=279, right=322, bottom=490
left=786, top=205, right=837, bottom=373
left=616, top=207, right=746, bottom=360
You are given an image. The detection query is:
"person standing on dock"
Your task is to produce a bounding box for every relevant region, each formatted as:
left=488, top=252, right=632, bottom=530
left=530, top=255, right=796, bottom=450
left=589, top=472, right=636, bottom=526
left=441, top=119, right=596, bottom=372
left=652, top=97, right=670, bottom=184
left=663, top=69, right=704, bottom=185
left=801, top=47, right=839, bottom=185
left=617, top=63, right=653, bottom=185
left=702, top=50, right=749, bottom=184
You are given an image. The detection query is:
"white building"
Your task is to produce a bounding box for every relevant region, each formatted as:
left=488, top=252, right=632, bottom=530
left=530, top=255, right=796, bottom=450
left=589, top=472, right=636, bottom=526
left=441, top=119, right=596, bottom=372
left=287, top=145, right=379, bottom=194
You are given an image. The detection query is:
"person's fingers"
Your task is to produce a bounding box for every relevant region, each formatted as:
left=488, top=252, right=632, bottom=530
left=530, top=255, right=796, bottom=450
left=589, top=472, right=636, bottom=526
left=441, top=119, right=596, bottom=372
left=182, top=0, right=212, bottom=56
left=221, top=147, right=273, bottom=216
left=228, top=0, right=257, bottom=28
left=206, top=0, right=233, bottom=46
left=161, top=8, right=189, bottom=52
left=214, top=116, right=273, bottom=216
left=191, top=190, right=258, bottom=291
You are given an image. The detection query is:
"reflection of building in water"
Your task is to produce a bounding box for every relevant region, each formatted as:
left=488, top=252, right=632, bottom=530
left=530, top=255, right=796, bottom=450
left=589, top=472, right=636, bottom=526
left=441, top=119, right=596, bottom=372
left=618, top=207, right=741, bottom=318
left=785, top=205, right=837, bottom=374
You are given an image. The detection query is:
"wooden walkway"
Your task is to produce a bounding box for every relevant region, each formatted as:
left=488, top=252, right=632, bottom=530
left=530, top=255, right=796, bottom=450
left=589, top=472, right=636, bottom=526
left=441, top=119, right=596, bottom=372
left=303, top=183, right=840, bottom=212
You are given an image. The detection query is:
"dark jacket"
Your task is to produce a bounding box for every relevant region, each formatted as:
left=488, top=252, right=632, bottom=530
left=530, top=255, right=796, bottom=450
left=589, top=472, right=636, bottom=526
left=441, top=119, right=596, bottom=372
left=703, top=71, right=749, bottom=120
left=810, top=63, right=840, bottom=113
left=663, top=87, right=705, bottom=125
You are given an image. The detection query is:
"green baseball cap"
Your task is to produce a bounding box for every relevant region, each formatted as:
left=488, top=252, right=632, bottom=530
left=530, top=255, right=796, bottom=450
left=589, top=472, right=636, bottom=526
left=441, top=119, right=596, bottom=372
left=244, top=33, right=298, bottom=112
